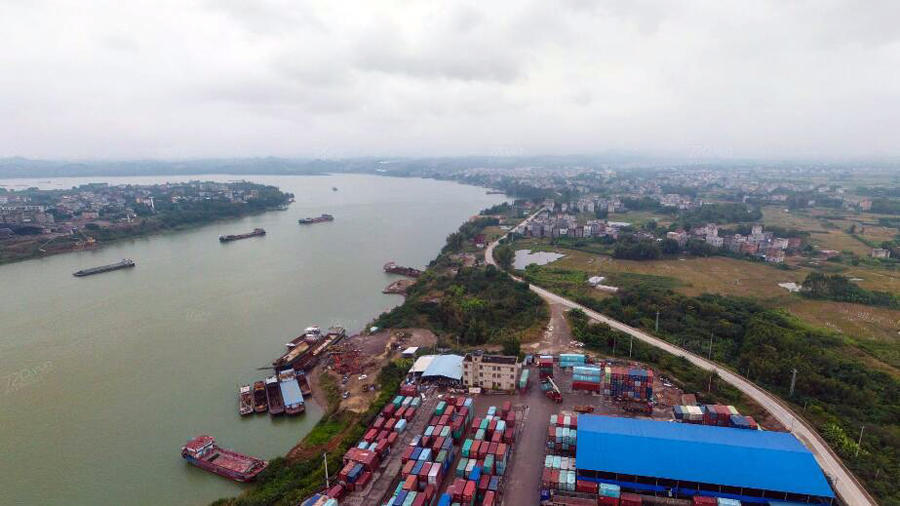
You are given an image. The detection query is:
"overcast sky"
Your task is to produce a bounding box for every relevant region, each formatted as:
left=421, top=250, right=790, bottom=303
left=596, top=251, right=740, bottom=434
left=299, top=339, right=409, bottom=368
left=1, top=0, right=899, bottom=160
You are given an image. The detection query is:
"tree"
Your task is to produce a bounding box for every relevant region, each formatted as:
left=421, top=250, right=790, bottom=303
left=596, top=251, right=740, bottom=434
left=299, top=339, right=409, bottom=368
left=494, top=244, right=515, bottom=271
left=501, top=335, right=521, bottom=356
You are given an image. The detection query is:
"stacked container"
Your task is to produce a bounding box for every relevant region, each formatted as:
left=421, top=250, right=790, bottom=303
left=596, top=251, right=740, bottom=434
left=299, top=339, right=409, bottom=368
left=558, top=353, right=586, bottom=368
left=572, top=365, right=603, bottom=392
left=539, top=356, right=555, bottom=378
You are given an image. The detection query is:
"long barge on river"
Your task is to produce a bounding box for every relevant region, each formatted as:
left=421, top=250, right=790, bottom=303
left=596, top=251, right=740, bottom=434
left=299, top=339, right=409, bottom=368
left=181, top=435, right=267, bottom=482
left=298, top=213, right=334, bottom=225
left=273, top=326, right=346, bottom=370
left=219, top=228, right=265, bottom=242
left=73, top=258, right=135, bottom=277
left=278, top=369, right=305, bottom=415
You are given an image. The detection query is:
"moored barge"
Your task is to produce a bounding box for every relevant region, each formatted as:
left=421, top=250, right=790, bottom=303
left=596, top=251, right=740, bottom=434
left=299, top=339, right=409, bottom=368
left=252, top=381, right=268, bottom=413
left=181, top=435, right=267, bottom=482
left=383, top=261, right=422, bottom=278
left=265, top=376, right=284, bottom=416
left=73, top=258, right=135, bottom=277
left=219, top=228, right=266, bottom=242
left=278, top=369, right=305, bottom=415
left=238, top=385, right=253, bottom=416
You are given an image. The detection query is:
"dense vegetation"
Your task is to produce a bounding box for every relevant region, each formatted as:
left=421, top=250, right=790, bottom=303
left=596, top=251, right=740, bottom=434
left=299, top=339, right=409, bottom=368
left=212, top=360, right=410, bottom=506
left=374, top=265, right=546, bottom=345
left=557, top=283, right=898, bottom=503
left=870, top=198, right=900, bottom=215
left=801, top=272, right=899, bottom=309
left=674, top=203, right=762, bottom=229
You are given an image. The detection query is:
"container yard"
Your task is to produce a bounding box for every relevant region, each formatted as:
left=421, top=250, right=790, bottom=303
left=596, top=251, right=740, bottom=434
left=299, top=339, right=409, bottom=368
left=296, top=351, right=821, bottom=506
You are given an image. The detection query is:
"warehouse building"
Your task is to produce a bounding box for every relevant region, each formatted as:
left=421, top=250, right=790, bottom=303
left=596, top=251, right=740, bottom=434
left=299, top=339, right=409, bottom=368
left=575, top=415, right=835, bottom=504
left=462, top=351, right=521, bottom=391
left=408, top=354, right=464, bottom=385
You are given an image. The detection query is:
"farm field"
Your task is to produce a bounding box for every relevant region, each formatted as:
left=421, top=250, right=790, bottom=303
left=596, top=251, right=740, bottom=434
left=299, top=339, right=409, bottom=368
left=514, top=241, right=899, bottom=376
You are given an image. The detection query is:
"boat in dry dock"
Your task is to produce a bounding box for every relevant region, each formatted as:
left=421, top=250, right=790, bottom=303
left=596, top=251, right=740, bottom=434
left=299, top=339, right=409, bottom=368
left=181, top=435, right=267, bottom=482
left=73, top=258, right=135, bottom=277
left=238, top=385, right=253, bottom=416
left=298, top=213, right=334, bottom=225
left=219, top=228, right=266, bottom=242
left=277, top=369, right=305, bottom=415
left=265, top=376, right=284, bottom=416
left=252, top=381, right=268, bottom=413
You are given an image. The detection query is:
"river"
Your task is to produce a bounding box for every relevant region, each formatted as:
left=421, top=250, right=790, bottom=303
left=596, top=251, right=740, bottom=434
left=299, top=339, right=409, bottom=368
left=0, top=174, right=506, bottom=506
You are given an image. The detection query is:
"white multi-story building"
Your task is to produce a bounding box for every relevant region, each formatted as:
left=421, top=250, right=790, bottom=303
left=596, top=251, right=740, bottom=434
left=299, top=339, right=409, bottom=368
left=462, top=352, right=521, bottom=391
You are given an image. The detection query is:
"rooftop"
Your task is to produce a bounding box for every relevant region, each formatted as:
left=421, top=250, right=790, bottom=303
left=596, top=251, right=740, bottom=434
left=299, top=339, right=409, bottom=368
left=422, top=354, right=464, bottom=381
left=575, top=415, right=834, bottom=499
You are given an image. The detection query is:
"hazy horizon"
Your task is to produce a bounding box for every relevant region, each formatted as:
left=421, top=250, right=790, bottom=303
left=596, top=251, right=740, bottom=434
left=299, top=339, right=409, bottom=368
left=3, top=1, right=899, bottom=160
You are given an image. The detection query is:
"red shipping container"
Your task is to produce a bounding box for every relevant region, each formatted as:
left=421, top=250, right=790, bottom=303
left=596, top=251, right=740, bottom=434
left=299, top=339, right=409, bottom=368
left=385, top=418, right=396, bottom=431
left=445, top=405, right=455, bottom=417
left=501, top=400, right=511, bottom=415
left=599, top=497, right=619, bottom=506
left=483, top=490, right=495, bottom=506
left=401, top=446, right=414, bottom=462
left=488, top=442, right=499, bottom=457
left=505, top=411, right=515, bottom=424
left=412, top=495, right=426, bottom=506
left=541, top=468, right=551, bottom=487
left=455, top=396, right=465, bottom=407
left=692, top=497, right=717, bottom=506
left=326, top=484, right=345, bottom=499
left=470, top=440, right=480, bottom=457
left=452, top=478, right=467, bottom=501
left=403, top=474, right=417, bottom=491
left=387, top=431, right=398, bottom=445
left=402, top=459, right=415, bottom=476
left=503, top=427, right=515, bottom=443
left=488, top=419, right=497, bottom=434
left=405, top=407, right=416, bottom=419
left=423, top=484, right=435, bottom=501
left=478, top=475, right=490, bottom=492
left=576, top=480, right=598, bottom=493
left=496, top=443, right=508, bottom=460
left=491, top=431, right=502, bottom=443
left=463, top=480, right=476, bottom=502
left=364, top=428, right=377, bottom=442
left=620, top=492, right=642, bottom=506
left=373, top=416, right=385, bottom=429
left=382, top=403, right=396, bottom=416
left=378, top=430, right=390, bottom=441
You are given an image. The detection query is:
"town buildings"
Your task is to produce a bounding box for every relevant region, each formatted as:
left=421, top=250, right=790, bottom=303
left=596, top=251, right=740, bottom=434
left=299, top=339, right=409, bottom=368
left=462, top=352, right=521, bottom=391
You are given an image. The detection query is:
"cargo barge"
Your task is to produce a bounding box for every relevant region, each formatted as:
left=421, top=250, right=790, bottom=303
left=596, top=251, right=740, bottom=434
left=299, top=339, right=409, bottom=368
left=297, top=373, right=312, bottom=397
left=273, top=326, right=346, bottom=371
left=73, top=258, right=135, bottom=277
left=181, top=435, right=268, bottom=482
left=219, top=228, right=265, bottom=242
left=238, top=385, right=253, bottom=416
left=265, top=376, right=284, bottom=416
left=252, top=380, right=268, bottom=413
left=278, top=369, right=305, bottom=415
left=383, top=261, right=423, bottom=278
left=298, top=214, right=334, bottom=225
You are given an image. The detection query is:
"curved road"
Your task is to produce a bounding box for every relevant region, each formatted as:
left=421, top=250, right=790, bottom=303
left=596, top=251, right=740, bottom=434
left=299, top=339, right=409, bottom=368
left=486, top=209, right=875, bottom=506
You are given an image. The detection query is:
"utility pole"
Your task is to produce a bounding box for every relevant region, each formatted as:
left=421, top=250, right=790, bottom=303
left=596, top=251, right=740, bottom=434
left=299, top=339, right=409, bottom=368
left=323, top=452, right=329, bottom=489
left=789, top=368, right=798, bottom=397
left=629, top=336, right=633, bottom=358
left=856, top=426, right=865, bottom=457
left=655, top=311, right=660, bottom=333
left=708, top=336, right=713, bottom=359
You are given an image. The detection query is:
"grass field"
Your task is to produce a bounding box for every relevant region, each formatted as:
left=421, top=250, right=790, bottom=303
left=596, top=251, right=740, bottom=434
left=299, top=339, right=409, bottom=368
left=761, top=206, right=899, bottom=256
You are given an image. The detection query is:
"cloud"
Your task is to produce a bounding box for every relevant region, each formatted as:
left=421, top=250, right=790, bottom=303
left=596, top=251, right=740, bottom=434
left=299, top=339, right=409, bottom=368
left=0, top=0, right=898, bottom=159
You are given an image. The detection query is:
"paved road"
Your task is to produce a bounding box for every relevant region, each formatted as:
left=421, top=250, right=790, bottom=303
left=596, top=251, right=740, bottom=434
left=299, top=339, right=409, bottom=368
left=485, top=209, right=875, bottom=506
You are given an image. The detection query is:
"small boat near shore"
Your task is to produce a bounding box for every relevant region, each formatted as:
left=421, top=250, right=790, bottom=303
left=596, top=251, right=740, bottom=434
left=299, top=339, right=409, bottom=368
left=181, top=435, right=267, bottom=482
left=297, top=373, right=312, bottom=397
left=219, top=228, right=266, bottom=242
left=265, top=376, right=284, bottom=416
left=252, top=381, right=268, bottom=413
left=298, top=214, right=334, bottom=225
left=238, top=385, right=253, bottom=416
left=73, top=258, right=135, bottom=277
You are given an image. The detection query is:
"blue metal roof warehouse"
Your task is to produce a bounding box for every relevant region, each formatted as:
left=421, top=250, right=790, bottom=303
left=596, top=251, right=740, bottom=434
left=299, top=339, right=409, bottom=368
left=575, top=415, right=834, bottom=502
